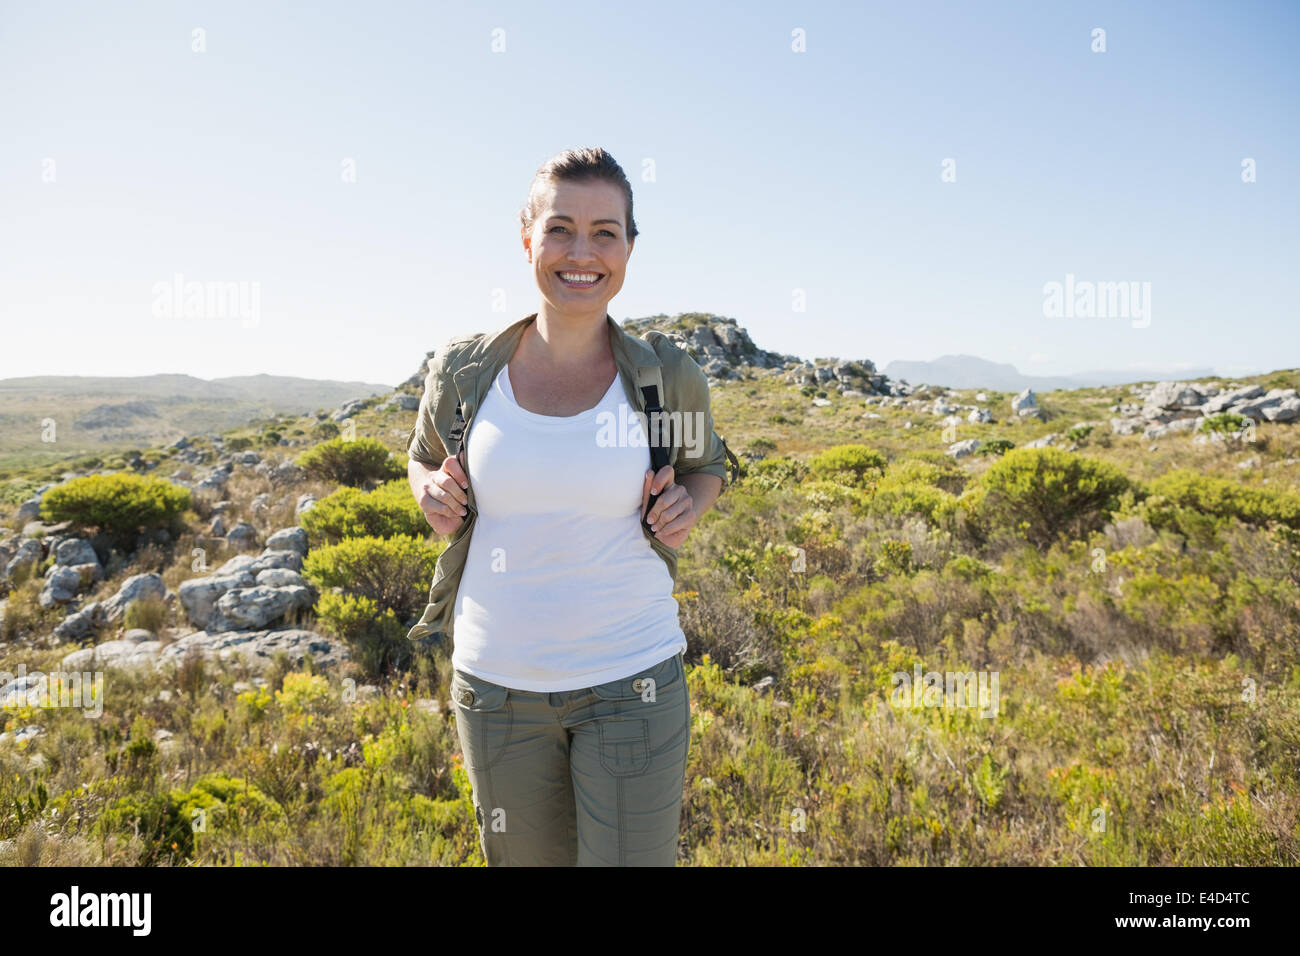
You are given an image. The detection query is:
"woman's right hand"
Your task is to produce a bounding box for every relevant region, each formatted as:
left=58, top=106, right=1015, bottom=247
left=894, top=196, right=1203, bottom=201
left=416, top=453, right=470, bottom=535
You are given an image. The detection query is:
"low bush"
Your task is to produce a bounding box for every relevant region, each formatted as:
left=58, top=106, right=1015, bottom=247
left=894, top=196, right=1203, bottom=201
left=296, top=437, right=403, bottom=487
left=300, top=479, right=428, bottom=545
left=39, top=474, right=190, bottom=545
left=968, top=447, right=1130, bottom=549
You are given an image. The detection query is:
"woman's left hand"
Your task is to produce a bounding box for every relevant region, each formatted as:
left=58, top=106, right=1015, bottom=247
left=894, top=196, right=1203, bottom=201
left=640, top=465, right=697, bottom=549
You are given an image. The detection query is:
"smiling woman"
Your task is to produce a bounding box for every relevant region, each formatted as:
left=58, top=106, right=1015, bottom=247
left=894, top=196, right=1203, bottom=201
left=406, top=146, right=738, bottom=867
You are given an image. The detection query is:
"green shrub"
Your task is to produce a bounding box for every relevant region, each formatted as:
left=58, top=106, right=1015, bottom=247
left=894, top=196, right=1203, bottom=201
left=982, top=439, right=1016, bottom=457
left=867, top=459, right=961, bottom=524
left=744, top=456, right=809, bottom=492
left=970, top=447, right=1131, bottom=549
left=1064, top=425, right=1094, bottom=443
left=300, top=479, right=428, bottom=545
left=313, top=420, right=341, bottom=440
left=808, top=444, right=887, bottom=488
left=296, top=437, right=403, bottom=487
left=314, top=591, right=407, bottom=675
left=876, top=539, right=914, bottom=575
left=93, top=774, right=282, bottom=864
left=302, top=534, right=440, bottom=623
left=40, top=473, right=190, bottom=543
left=1145, top=470, right=1300, bottom=530
left=1198, top=413, right=1251, bottom=437
left=800, top=480, right=870, bottom=515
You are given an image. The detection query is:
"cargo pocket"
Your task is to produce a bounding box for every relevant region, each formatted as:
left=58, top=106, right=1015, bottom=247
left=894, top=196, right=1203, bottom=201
left=449, top=670, right=512, bottom=771
left=599, top=717, right=650, bottom=777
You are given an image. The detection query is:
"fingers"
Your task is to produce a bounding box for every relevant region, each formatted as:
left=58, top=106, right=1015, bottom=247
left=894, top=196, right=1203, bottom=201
left=644, top=465, right=678, bottom=524
left=440, top=455, right=469, bottom=505
left=650, top=464, right=674, bottom=497
left=419, top=471, right=468, bottom=528
left=642, top=464, right=675, bottom=522
left=648, top=487, right=692, bottom=533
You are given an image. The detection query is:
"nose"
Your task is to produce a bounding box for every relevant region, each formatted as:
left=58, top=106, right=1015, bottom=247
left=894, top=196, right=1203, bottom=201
left=568, top=231, right=596, bottom=263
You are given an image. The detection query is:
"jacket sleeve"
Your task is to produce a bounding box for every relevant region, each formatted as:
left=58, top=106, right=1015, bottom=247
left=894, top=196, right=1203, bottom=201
left=663, top=341, right=735, bottom=492
left=406, top=345, right=453, bottom=468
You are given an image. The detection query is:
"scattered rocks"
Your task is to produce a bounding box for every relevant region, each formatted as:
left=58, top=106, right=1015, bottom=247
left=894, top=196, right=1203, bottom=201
left=0, top=674, right=46, bottom=708
left=1011, top=388, right=1038, bottom=414
left=195, top=463, right=233, bottom=493
left=1143, top=417, right=1201, bottom=440
left=225, top=522, right=258, bottom=550
left=39, top=566, right=85, bottom=608
left=15, top=497, right=43, bottom=524
left=946, top=439, right=982, bottom=459
left=376, top=393, right=420, bottom=413
left=1109, top=380, right=1300, bottom=436
left=61, top=638, right=162, bottom=671
left=178, top=550, right=309, bottom=630
left=159, top=627, right=350, bottom=672
left=101, top=573, right=170, bottom=623
left=332, top=398, right=367, bottom=422
left=179, top=570, right=256, bottom=629
left=255, top=568, right=307, bottom=588
left=53, top=601, right=107, bottom=641
left=53, top=538, right=99, bottom=568
left=209, top=583, right=314, bottom=631
left=3, top=539, right=43, bottom=582
left=0, top=724, right=44, bottom=746
left=257, top=460, right=307, bottom=487
left=266, top=527, right=308, bottom=555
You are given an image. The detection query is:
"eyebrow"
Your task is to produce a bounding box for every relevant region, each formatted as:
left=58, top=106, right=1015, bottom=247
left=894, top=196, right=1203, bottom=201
left=546, top=215, right=622, bottom=228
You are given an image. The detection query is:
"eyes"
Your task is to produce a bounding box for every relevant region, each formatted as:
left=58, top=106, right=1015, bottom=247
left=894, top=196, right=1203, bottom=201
left=547, top=225, right=617, bottom=237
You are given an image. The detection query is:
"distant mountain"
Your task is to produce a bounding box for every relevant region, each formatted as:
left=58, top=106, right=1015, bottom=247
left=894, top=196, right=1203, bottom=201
left=882, top=355, right=1218, bottom=391
left=0, top=373, right=390, bottom=407
left=0, top=373, right=392, bottom=463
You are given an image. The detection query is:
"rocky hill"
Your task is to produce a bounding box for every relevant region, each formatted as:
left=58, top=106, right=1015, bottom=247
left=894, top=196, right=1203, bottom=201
left=404, top=313, right=920, bottom=400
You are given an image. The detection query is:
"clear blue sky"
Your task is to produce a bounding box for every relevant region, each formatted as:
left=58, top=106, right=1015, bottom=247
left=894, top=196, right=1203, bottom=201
left=1, top=0, right=1296, bottom=386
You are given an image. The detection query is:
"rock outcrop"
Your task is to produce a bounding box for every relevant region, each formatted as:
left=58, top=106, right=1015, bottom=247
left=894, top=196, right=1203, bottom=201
left=1110, top=380, right=1300, bottom=435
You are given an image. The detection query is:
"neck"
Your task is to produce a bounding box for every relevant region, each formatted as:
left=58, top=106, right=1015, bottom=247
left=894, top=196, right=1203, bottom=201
left=528, top=305, right=612, bottom=366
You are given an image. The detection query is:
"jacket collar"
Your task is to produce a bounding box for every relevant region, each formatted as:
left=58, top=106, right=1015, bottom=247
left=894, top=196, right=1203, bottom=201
left=451, top=312, right=660, bottom=402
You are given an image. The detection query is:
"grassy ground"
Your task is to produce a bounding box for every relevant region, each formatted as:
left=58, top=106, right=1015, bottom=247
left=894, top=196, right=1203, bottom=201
left=1, top=365, right=1298, bottom=865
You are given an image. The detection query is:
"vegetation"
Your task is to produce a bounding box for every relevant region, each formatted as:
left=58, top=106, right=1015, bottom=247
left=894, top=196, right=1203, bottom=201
left=39, top=473, right=190, bottom=546
left=295, top=437, right=402, bottom=487
left=3, top=353, right=1299, bottom=866
left=302, top=535, right=441, bottom=676
left=300, top=480, right=428, bottom=545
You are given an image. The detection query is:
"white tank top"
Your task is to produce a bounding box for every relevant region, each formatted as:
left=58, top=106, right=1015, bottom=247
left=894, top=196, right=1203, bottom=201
left=450, top=364, right=686, bottom=691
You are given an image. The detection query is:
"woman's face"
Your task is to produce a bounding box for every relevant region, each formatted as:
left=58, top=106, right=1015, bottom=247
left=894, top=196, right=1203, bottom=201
left=524, top=178, right=633, bottom=320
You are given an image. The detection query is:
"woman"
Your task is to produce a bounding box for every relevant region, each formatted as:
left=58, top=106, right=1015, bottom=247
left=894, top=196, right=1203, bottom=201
left=405, top=147, right=738, bottom=866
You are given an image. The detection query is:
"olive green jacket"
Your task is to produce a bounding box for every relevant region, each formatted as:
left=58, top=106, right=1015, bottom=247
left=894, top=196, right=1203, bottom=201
left=404, top=312, right=741, bottom=647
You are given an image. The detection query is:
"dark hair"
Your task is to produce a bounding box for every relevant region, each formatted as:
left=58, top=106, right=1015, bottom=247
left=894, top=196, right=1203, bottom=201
left=520, top=147, right=638, bottom=243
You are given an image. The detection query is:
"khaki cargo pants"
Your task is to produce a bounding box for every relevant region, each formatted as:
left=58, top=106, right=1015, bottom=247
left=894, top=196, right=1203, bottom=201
left=450, top=650, right=690, bottom=866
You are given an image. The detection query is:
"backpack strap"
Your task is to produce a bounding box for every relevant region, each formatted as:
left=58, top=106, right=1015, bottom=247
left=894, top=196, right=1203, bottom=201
left=636, top=364, right=672, bottom=529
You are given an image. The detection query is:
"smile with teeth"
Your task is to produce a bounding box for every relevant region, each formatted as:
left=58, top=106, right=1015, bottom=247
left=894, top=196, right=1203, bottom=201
left=558, top=271, right=603, bottom=287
